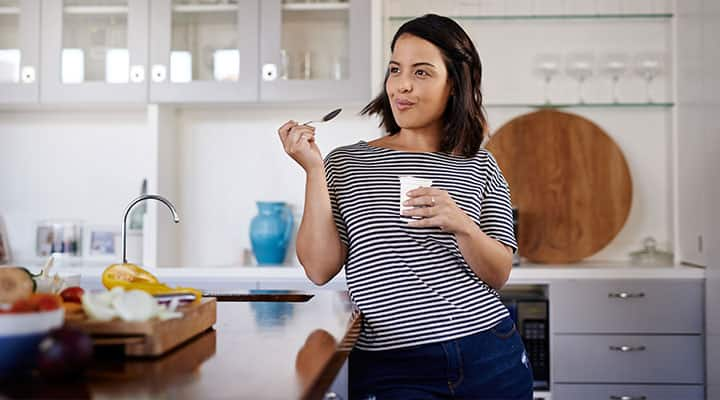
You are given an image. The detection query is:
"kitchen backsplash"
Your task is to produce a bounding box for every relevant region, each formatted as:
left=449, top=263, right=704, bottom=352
left=0, top=103, right=672, bottom=267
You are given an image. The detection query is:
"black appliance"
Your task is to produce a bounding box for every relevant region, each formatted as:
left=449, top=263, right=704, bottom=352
left=501, top=289, right=549, bottom=390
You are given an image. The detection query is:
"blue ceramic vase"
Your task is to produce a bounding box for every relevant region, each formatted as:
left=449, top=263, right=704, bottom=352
left=249, top=201, right=293, bottom=265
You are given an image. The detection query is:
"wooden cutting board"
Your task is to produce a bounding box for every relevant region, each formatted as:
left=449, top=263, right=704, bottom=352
left=65, top=297, right=217, bottom=357
left=486, top=109, right=632, bottom=263
left=87, top=330, right=217, bottom=381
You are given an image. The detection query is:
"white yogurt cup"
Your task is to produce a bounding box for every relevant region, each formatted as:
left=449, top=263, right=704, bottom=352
left=399, top=176, right=433, bottom=218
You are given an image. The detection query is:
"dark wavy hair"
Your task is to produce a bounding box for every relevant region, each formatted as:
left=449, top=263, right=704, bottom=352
left=360, top=14, right=488, bottom=158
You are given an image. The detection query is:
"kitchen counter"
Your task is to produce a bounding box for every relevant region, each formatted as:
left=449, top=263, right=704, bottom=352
left=2, top=262, right=704, bottom=399
left=0, top=290, right=361, bottom=400
left=23, top=261, right=705, bottom=292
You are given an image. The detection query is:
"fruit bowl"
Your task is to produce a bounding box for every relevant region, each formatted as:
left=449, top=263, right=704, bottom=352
left=0, top=308, right=64, bottom=376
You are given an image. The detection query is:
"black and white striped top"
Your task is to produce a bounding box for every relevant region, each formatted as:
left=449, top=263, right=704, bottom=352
left=324, top=140, right=518, bottom=351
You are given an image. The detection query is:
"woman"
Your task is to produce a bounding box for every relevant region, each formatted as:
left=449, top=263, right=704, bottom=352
left=278, top=14, right=533, bottom=400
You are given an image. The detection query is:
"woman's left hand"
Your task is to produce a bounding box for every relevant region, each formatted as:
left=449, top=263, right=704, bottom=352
left=402, top=187, right=475, bottom=234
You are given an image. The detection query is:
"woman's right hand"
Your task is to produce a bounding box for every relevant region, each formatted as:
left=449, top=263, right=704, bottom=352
left=278, top=120, right=323, bottom=172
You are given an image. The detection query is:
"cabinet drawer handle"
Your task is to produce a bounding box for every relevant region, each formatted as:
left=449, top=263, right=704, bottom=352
left=262, top=63, right=278, bottom=81
left=609, top=345, right=646, bottom=352
left=152, top=64, right=167, bottom=83
left=21, top=66, right=36, bottom=83
left=610, top=396, right=647, bottom=400
left=608, top=292, right=645, bottom=299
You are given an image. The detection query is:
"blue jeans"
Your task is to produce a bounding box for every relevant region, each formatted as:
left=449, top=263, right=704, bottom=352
left=348, top=316, right=534, bottom=400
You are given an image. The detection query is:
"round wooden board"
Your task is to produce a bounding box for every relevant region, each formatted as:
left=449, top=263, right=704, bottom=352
left=486, top=109, right=632, bottom=263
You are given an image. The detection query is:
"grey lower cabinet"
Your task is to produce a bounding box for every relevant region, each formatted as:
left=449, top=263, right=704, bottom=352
left=553, top=335, right=703, bottom=383
left=553, top=384, right=704, bottom=400
left=550, top=279, right=705, bottom=400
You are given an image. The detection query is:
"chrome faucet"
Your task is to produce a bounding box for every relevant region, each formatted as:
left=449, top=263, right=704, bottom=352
left=122, top=194, right=180, bottom=264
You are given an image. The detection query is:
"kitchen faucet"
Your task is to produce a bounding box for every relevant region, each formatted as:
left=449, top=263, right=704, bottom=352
left=122, top=194, right=179, bottom=264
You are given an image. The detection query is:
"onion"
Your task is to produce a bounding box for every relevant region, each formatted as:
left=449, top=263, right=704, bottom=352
left=112, top=290, right=158, bottom=322
left=81, top=292, right=117, bottom=321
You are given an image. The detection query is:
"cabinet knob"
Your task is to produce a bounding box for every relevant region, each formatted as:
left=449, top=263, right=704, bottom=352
left=130, top=65, right=145, bottom=83
left=262, top=63, right=277, bottom=81
left=608, top=292, right=645, bottom=299
left=152, top=64, right=167, bottom=83
left=21, top=66, right=35, bottom=83
left=609, top=345, right=646, bottom=352
left=609, top=396, right=647, bottom=400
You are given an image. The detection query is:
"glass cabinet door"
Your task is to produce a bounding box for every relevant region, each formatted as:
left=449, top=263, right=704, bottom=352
left=259, top=0, right=370, bottom=102
left=0, top=0, right=40, bottom=103
left=41, top=0, right=148, bottom=103
left=149, top=0, right=258, bottom=103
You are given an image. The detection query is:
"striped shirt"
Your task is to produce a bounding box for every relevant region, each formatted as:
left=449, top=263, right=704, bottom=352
left=324, top=140, right=518, bottom=351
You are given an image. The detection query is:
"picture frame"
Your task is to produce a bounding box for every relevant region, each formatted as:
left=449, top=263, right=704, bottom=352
left=0, top=214, right=10, bottom=264
left=35, top=220, right=83, bottom=257
left=83, top=225, right=121, bottom=262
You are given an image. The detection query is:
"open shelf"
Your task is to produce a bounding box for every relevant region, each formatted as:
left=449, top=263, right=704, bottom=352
left=172, top=4, right=236, bottom=13
left=63, top=5, right=128, bottom=15
left=282, top=2, right=349, bottom=12
left=60, top=2, right=351, bottom=15
left=389, top=13, right=673, bottom=22
left=486, top=102, right=674, bottom=109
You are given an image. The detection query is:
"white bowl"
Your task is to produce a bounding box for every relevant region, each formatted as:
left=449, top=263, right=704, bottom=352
left=0, top=308, right=65, bottom=336
left=0, top=308, right=65, bottom=376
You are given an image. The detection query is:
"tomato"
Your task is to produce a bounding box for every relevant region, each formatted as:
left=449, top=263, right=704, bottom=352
left=35, top=295, right=61, bottom=311
left=9, top=298, right=34, bottom=313
left=5, top=294, right=61, bottom=313
left=60, top=286, right=85, bottom=304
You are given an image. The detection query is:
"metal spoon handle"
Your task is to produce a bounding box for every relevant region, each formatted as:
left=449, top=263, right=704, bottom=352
left=301, top=108, right=342, bottom=126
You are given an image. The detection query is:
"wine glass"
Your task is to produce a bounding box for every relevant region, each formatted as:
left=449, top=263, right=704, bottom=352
left=600, top=53, right=628, bottom=103
left=534, top=54, right=562, bottom=104
left=634, top=52, right=663, bottom=103
left=566, top=52, right=595, bottom=104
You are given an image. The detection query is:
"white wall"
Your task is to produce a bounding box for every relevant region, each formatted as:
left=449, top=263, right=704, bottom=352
left=486, top=107, right=673, bottom=262
left=0, top=90, right=675, bottom=269
left=175, top=105, right=382, bottom=267
left=0, top=108, right=153, bottom=262
left=144, top=103, right=669, bottom=267
left=675, top=0, right=720, bottom=397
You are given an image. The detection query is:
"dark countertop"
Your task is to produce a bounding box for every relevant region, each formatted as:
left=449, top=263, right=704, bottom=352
left=0, top=290, right=361, bottom=400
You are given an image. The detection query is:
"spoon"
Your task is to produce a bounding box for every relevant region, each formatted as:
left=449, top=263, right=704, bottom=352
left=302, top=108, right=342, bottom=126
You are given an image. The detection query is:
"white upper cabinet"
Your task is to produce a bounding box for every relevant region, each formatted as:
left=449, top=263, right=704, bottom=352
left=259, top=0, right=370, bottom=102
left=0, top=0, right=40, bottom=103
left=148, top=0, right=259, bottom=103
left=40, top=0, right=149, bottom=103
left=7, top=0, right=371, bottom=104
left=148, top=0, right=370, bottom=103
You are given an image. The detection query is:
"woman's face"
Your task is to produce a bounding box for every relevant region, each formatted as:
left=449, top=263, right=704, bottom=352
left=386, top=34, right=451, bottom=131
